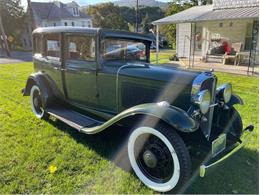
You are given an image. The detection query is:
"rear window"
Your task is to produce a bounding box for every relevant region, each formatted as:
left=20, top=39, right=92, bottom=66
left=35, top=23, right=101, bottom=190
left=46, top=34, right=60, bottom=58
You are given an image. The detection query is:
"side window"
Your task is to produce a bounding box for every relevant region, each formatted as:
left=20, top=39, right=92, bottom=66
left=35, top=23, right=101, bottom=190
left=67, top=35, right=96, bottom=62
left=33, top=35, right=42, bottom=55
left=45, top=34, right=60, bottom=59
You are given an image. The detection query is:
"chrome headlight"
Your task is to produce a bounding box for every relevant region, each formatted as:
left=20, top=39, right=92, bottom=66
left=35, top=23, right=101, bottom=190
left=217, top=83, right=232, bottom=103
left=192, top=90, right=211, bottom=114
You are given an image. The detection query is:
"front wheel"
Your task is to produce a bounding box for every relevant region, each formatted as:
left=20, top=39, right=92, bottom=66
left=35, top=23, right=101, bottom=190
left=30, top=85, right=48, bottom=119
left=127, top=124, right=191, bottom=193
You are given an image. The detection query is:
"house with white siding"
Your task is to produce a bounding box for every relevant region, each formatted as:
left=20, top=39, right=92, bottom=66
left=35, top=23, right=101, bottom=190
left=153, top=0, right=259, bottom=68
left=22, top=0, right=92, bottom=50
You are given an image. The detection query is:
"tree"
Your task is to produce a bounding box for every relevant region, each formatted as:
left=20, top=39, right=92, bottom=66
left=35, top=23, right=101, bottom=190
left=0, top=0, right=24, bottom=55
left=160, top=0, right=195, bottom=49
left=86, top=3, right=129, bottom=31
left=141, top=13, right=151, bottom=33
left=119, top=6, right=164, bottom=33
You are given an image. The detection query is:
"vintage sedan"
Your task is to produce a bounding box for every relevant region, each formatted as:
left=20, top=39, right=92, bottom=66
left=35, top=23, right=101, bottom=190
left=22, top=27, right=254, bottom=193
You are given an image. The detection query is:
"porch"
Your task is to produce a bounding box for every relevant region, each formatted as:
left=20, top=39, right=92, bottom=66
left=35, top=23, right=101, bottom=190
left=168, top=57, right=259, bottom=76
left=152, top=0, right=259, bottom=75
left=151, top=50, right=258, bottom=76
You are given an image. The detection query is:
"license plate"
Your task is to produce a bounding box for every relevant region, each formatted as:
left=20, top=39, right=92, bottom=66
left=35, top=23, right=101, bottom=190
left=212, top=134, right=226, bottom=157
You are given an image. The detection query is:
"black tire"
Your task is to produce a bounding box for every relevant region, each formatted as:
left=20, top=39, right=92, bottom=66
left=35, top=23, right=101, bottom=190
left=30, top=84, right=49, bottom=119
left=128, top=122, right=191, bottom=193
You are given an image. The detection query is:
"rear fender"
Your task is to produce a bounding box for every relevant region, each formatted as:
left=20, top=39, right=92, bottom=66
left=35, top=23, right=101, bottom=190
left=80, top=102, right=199, bottom=134
left=22, top=72, right=55, bottom=108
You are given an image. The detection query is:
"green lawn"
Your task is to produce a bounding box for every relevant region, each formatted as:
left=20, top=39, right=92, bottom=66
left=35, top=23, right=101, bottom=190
left=0, top=63, right=258, bottom=193
left=150, top=50, right=175, bottom=64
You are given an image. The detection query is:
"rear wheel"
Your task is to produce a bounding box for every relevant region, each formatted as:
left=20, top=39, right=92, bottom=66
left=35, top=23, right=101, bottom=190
left=128, top=124, right=191, bottom=193
left=30, top=85, right=48, bottom=119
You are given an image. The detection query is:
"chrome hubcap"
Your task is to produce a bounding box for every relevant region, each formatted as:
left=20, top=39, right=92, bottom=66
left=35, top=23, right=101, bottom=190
left=143, top=150, right=157, bottom=168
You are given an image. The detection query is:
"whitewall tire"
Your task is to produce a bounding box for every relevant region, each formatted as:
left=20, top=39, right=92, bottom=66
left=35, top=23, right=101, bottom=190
left=128, top=125, right=191, bottom=193
left=30, top=85, right=47, bottom=119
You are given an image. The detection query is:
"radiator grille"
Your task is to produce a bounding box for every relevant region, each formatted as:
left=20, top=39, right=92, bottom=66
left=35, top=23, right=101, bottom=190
left=200, top=76, right=217, bottom=139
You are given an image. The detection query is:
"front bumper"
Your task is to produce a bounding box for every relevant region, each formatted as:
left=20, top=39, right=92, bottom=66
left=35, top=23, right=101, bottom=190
left=200, top=124, right=254, bottom=177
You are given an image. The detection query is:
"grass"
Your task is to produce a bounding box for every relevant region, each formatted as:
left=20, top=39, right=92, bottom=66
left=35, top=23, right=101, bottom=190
left=150, top=50, right=175, bottom=64
left=0, top=62, right=258, bottom=194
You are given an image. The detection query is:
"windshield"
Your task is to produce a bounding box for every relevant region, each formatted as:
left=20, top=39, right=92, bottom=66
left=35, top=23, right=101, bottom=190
left=101, top=38, right=147, bottom=62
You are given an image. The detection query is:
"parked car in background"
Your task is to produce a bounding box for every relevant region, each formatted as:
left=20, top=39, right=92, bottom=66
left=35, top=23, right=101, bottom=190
left=22, top=27, right=254, bottom=193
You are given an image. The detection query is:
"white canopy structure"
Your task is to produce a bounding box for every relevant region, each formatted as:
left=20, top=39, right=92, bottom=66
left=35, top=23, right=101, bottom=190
left=152, top=0, right=259, bottom=67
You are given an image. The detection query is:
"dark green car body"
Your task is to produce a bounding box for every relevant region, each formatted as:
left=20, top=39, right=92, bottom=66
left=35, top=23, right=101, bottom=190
left=23, top=27, right=253, bottom=180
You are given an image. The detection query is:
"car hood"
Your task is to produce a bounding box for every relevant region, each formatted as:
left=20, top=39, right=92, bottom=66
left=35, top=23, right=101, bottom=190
left=107, top=62, right=201, bottom=111
left=118, top=63, right=200, bottom=85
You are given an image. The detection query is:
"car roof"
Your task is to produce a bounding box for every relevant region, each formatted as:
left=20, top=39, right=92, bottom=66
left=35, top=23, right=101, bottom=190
left=33, top=27, right=154, bottom=42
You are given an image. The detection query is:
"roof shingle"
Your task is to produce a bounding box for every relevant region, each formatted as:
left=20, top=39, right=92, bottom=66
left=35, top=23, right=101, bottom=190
left=31, top=1, right=91, bottom=20
left=152, top=4, right=259, bottom=25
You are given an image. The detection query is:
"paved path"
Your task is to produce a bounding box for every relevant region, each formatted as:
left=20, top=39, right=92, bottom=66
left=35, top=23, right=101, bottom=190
left=0, top=50, right=32, bottom=64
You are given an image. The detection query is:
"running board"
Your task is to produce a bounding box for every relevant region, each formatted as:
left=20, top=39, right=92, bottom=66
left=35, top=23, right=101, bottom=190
left=46, top=106, right=101, bottom=131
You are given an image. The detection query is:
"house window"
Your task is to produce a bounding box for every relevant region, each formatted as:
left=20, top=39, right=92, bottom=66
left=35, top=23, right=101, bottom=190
left=72, top=22, right=75, bottom=26
left=64, top=22, right=67, bottom=26
left=67, top=35, right=96, bottom=62
left=82, top=21, right=85, bottom=27
left=73, top=7, right=79, bottom=16
left=53, top=23, right=56, bottom=27
left=45, top=33, right=60, bottom=59
left=88, top=21, right=91, bottom=27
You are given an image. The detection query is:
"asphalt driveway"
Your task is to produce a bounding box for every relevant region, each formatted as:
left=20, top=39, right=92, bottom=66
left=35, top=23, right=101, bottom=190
left=0, top=50, right=32, bottom=64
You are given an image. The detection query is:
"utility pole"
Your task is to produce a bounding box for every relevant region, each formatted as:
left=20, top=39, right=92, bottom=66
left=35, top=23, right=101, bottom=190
left=135, top=0, right=139, bottom=32
left=0, top=14, right=10, bottom=57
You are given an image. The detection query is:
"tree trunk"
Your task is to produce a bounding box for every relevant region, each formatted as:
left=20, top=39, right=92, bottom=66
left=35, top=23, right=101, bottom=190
left=0, top=14, right=11, bottom=57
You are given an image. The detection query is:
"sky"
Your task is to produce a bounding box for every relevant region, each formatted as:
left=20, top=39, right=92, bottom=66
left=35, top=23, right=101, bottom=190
left=21, top=0, right=170, bottom=8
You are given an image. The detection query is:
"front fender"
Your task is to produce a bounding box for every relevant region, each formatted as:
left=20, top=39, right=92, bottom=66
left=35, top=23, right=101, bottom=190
left=227, top=94, right=244, bottom=107
left=80, top=102, right=199, bottom=134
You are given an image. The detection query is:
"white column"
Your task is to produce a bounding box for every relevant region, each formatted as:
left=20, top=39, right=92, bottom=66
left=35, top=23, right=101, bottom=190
left=156, top=25, right=159, bottom=64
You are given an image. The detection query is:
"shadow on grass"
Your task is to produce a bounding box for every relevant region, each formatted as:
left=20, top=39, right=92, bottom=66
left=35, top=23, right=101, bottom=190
left=48, top=119, right=259, bottom=194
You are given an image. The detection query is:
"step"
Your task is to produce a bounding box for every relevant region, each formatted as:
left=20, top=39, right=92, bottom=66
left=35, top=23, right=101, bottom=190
left=206, top=55, right=223, bottom=63
left=46, top=106, right=101, bottom=130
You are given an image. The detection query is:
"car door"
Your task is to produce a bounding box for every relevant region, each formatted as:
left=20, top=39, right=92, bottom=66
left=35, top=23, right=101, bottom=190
left=63, top=33, right=98, bottom=107
left=34, top=33, right=64, bottom=96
